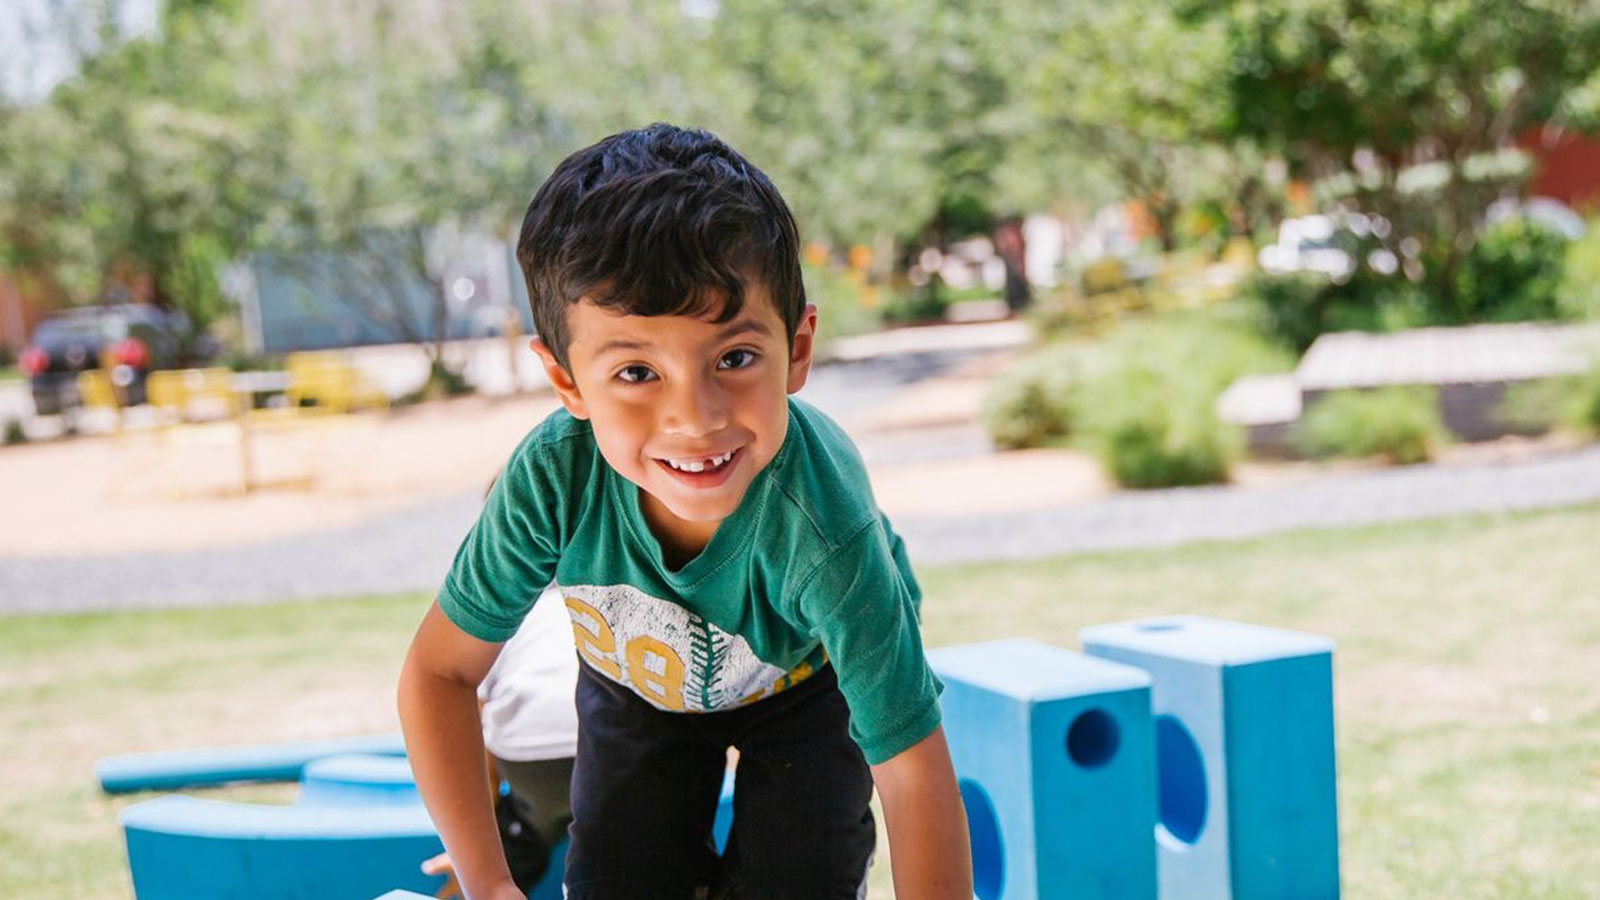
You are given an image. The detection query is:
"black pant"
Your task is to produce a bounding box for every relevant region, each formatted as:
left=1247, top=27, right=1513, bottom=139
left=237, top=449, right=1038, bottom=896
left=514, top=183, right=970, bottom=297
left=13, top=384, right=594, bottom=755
left=565, top=660, right=876, bottom=899
left=492, top=755, right=574, bottom=890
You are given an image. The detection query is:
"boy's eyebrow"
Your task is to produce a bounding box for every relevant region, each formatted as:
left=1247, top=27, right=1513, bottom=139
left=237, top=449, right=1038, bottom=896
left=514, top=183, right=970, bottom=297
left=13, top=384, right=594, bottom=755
left=590, top=319, right=773, bottom=357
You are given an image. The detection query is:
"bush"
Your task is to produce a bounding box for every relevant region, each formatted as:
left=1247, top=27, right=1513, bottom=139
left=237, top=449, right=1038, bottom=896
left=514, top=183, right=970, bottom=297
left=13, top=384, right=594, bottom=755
left=1294, top=387, right=1448, bottom=465
left=1084, top=312, right=1289, bottom=487
left=3, top=418, right=25, bottom=446
left=1244, top=218, right=1576, bottom=351
left=880, top=280, right=952, bottom=325
left=1079, top=365, right=1238, bottom=488
left=1495, top=364, right=1600, bottom=436
left=1557, top=218, right=1600, bottom=321
left=1241, top=269, right=1430, bottom=353
left=983, top=310, right=1292, bottom=486
left=1496, top=376, right=1581, bottom=434
left=1569, top=365, right=1600, bottom=434
left=980, top=344, right=1081, bottom=450
left=1447, top=218, right=1570, bottom=324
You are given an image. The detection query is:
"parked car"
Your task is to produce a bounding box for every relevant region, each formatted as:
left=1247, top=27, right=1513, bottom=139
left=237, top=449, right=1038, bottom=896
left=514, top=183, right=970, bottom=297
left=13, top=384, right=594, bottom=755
left=1258, top=214, right=1400, bottom=279
left=18, top=305, right=209, bottom=415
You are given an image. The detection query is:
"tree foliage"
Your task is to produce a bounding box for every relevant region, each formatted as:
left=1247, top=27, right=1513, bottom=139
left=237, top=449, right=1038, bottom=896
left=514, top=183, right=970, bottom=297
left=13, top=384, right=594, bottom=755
left=3, top=0, right=1600, bottom=365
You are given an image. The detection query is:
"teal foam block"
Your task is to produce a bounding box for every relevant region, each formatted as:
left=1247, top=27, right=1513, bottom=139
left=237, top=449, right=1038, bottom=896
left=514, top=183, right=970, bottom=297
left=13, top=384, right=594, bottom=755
left=929, top=639, right=1157, bottom=900
left=121, top=795, right=444, bottom=899
left=299, top=754, right=422, bottom=807
left=98, top=733, right=406, bottom=793
left=1081, top=616, right=1339, bottom=900
left=714, top=766, right=735, bottom=854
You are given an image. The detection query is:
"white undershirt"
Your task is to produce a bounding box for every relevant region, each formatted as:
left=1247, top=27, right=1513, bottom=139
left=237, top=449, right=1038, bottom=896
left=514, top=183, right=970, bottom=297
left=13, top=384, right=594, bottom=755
left=478, top=586, right=580, bottom=762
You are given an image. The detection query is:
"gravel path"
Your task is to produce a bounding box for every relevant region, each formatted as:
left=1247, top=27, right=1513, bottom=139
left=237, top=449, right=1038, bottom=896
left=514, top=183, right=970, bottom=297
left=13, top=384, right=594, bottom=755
left=6, top=442, right=1600, bottom=615
left=894, top=442, right=1600, bottom=563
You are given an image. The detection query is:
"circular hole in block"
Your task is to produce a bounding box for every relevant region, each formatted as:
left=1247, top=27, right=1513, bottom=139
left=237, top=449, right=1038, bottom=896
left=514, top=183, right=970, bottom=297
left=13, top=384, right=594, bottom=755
left=1154, top=715, right=1207, bottom=846
left=1065, top=708, right=1119, bottom=768
left=959, top=779, right=1004, bottom=900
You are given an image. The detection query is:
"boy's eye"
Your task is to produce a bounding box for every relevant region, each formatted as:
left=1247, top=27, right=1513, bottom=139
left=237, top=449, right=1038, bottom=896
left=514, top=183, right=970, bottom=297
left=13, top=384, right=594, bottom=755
left=617, top=365, right=657, bottom=384
left=717, top=349, right=758, bottom=370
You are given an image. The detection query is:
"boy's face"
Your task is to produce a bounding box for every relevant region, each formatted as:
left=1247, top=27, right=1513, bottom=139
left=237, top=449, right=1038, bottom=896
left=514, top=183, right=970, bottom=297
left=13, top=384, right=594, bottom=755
left=533, top=284, right=817, bottom=550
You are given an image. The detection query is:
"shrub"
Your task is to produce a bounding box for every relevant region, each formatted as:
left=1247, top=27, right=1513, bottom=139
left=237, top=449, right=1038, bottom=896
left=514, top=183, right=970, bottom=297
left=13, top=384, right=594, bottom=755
left=980, top=344, right=1081, bottom=450
left=1495, top=363, right=1600, bottom=436
left=3, top=418, right=26, bottom=446
left=1076, top=312, right=1290, bottom=487
left=1447, top=218, right=1570, bottom=324
left=1294, top=387, right=1448, bottom=465
left=1079, top=366, right=1238, bottom=488
left=1557, top=218, right=1600, bottom=322
left=1572, top=365, right=1600, bottom=434
left=983, top=310, right=1293, bottom=486
left=881, top=280, right=952, bottom=325
left=1241, top=269, right=1430, bottom=353
left=1496, top=376, right=1582, bottom=434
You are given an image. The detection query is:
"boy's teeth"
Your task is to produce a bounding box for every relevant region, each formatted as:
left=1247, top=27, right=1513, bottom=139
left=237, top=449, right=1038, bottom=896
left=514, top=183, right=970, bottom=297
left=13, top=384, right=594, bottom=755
left=666, top=450, right=734, bottom=472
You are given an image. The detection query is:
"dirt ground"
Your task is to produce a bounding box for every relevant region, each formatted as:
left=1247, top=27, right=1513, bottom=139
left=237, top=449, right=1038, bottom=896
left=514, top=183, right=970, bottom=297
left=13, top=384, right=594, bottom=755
left=1, top=367, right=1584, bottom=558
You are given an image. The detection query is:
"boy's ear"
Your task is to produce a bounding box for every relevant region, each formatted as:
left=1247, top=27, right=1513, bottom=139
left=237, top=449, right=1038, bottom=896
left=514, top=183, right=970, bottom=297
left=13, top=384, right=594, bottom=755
left=786, top=303, right=819, bottom=394
left=530, top=337, right=589, bottom=419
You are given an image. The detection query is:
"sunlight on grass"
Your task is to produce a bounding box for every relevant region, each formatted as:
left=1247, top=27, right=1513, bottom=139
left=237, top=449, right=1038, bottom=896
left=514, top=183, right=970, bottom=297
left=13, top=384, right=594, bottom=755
left=5, top=507, right=1600, bottom=897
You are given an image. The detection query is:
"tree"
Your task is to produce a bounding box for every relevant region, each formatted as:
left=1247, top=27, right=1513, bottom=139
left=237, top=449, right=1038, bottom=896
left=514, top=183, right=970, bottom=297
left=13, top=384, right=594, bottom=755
left=1191, top=0, right=1600, bottom=304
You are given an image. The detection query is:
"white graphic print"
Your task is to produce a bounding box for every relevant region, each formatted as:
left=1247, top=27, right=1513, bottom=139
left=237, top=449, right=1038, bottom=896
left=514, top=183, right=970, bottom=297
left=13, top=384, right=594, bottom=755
left=559, top=582, right=790, bottom=712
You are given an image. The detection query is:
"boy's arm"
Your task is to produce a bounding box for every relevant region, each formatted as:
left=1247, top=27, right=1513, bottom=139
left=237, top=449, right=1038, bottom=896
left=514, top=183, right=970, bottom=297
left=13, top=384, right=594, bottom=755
left=397, top=600, right=526, bottom=900
left=870, top=725, right=973, bottom=899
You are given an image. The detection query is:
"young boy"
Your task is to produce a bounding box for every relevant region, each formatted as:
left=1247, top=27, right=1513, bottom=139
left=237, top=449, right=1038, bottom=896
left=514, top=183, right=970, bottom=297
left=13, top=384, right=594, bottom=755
left=398, top=123, right=971, bottom=900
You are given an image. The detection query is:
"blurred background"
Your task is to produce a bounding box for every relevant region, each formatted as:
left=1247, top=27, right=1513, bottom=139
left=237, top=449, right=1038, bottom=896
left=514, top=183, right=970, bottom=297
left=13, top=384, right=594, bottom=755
left=3, top=0, right=1600, bottom=898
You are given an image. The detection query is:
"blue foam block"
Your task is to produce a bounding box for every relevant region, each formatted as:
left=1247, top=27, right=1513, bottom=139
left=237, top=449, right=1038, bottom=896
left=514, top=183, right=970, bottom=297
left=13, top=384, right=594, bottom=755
left=299, top=754, right=421, bottom=806
left=121, top=795, right=443, bottom=899
left=1081, top=616, right=1339, bottom=900
left=98, top=733, right=406, bottom=793
left=714, top=766, right=735, bottom=854
left=929, top=639, right=1157, bottom=900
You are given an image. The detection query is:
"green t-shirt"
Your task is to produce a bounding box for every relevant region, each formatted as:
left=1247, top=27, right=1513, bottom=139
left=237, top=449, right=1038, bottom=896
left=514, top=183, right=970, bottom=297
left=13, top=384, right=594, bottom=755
left=439, top=397, right=942, bottom=765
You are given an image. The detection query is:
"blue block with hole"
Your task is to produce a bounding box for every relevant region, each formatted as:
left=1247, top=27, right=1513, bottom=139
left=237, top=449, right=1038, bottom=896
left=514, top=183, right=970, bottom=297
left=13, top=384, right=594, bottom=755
left=929, top=639, right=1157, bottom=900
left=1081, top=616, right=1339, bottom=900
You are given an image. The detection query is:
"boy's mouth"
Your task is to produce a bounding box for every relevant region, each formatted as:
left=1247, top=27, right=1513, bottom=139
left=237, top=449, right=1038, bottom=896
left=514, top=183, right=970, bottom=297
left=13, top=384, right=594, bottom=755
left=655, top=448, right=742, bottom=486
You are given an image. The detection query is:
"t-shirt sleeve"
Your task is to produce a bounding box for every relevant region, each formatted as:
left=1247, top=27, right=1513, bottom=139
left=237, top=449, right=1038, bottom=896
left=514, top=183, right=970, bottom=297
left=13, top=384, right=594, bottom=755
left=437, top=443, right=564, bottom=642
left=798, top=519, right=943, bottom=766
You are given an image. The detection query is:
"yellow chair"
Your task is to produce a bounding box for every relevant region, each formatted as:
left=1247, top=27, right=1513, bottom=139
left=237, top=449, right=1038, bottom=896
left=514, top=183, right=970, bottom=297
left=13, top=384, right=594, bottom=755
left=76, top=369, right=124, bottom=431
left=282, top=351, right=388, bottom=415
left=147, top=368, right=241, bottom=423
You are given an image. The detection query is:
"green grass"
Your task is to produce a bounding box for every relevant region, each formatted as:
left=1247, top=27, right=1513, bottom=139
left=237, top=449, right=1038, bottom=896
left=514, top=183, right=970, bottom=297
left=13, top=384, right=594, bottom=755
left=0, top=366, right=21, bottom=383
left=6, top=507, right=1600, bottom=897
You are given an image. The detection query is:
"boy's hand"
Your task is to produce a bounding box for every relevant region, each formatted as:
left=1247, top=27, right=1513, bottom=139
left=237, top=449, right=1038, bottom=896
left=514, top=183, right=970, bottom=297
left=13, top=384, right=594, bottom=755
left=871, top=725, right=973, bottom=900
left=422, top=851, right=461, bottom=899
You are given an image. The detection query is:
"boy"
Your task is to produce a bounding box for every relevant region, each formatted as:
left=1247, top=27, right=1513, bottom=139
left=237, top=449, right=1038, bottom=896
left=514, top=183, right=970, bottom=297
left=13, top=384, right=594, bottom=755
left=398, top=124, right=971, bottom=899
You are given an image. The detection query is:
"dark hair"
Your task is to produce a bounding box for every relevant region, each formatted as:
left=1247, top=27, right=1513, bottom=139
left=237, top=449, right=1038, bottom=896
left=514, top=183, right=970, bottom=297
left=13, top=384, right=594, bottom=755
left=516, top=124, right=806, bottom=371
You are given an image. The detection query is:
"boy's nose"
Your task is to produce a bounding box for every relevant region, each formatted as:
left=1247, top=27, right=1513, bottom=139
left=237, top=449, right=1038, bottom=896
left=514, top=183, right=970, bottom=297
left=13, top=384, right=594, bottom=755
left=660, top=378, right=729, bottom=438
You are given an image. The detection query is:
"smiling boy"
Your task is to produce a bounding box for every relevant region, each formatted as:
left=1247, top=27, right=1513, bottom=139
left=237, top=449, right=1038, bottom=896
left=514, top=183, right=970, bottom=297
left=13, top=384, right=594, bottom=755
left=398, top=124, right=971, bottom=899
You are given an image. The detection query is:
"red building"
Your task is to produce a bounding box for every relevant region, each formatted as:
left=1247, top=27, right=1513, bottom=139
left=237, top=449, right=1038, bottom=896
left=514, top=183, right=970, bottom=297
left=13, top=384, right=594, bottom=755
left=1520, top=129, right=1600, bottom=213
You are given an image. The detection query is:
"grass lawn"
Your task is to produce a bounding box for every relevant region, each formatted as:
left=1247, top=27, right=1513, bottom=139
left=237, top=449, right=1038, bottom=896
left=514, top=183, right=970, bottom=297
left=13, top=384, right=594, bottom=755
left=0, top=366, right=20, bottom=384
left=4, top=505, right=1600, bottom=898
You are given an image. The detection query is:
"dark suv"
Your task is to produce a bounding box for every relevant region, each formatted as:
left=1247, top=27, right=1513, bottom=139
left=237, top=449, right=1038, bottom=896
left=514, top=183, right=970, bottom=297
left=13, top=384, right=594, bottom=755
left=19, top=305, right=204, bottom=415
